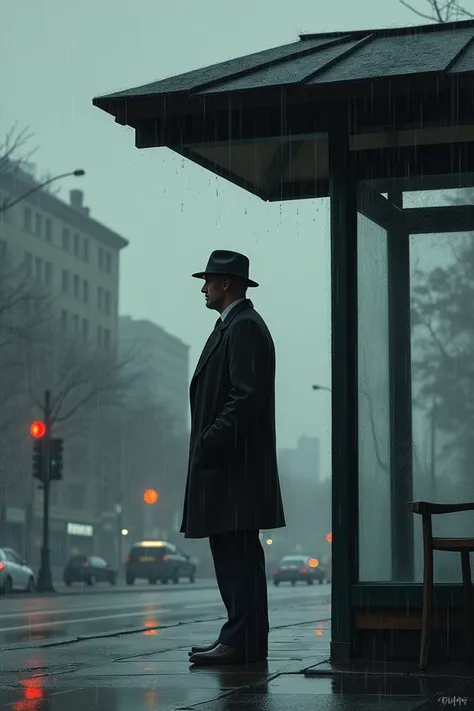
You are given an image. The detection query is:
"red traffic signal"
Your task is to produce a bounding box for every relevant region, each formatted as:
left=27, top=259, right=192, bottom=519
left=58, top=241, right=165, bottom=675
left=30, top=421, right=46, bottom=439
left=326, top=532, right=332, bottom=543
left=144, top=489, right=159, bottom=505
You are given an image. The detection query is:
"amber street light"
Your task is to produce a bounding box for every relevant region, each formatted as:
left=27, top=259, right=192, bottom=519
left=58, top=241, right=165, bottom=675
left=1, top=169, right=85, bottom=212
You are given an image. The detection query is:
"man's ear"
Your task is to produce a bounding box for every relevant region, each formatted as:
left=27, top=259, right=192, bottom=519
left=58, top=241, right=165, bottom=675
left=222, top=276, right=231, bottom=292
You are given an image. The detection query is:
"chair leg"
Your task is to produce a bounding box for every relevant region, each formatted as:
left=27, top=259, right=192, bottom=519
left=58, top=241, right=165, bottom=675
left=460, top=550, right=473, bottom=662
left=420, top=548, right=433, bottom=670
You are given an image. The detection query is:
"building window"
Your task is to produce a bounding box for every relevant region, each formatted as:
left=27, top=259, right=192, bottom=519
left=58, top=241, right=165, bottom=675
left=83, top=279, right=89, bottom=303
left=97, top=287, right=103, bottom=310
left=35, top=257, right=43, bottom=282
left=61, top=310, right=68, bottom=334
left=104, top=290, right=111, bottom=315
left=24, top=252, right=32, bottom=277
left=45, top=218, right=53, bottom=243
left=82, top=318, right=89, bottom=342
left=72, top=314, right=79, bottom=337
left=61, top=269, right=70, bottom=293
left=97, top=325, right=103, bottom=347
left=73, top=274, right=80, bottom=299
left=73, top=233, right=80, bottom=257
left=103, top=328, right=110, bottom=350
left=44, top=262, right=53, bottom=287
left=98, top=247, right=104, bottom=270
left=82, top=238, right=89, bottom=262
left=105, top=252, right=112, bottom=274
left=34, top=213, right=42, bottom=237
left=24, top=207, right=32, bottom=232
left=62, top=227, right=70, bottom=251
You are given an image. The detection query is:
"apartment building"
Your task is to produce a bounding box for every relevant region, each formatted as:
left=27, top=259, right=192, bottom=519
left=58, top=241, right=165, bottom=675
left=0, top=164, right=129, bottom=566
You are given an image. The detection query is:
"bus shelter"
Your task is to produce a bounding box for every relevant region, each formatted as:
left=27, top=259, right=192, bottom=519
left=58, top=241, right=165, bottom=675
left=94, top=19, right=474, bottom=664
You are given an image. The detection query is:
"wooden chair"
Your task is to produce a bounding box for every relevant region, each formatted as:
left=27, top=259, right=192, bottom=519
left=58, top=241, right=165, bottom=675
left=407, top=501, right=474, bottom=670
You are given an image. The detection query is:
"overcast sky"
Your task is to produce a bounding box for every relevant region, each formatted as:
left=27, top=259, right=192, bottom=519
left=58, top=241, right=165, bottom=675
left=2, top=0, right=421, bottom=475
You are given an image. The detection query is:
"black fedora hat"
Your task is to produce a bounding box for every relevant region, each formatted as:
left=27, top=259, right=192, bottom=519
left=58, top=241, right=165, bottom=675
left=192, top=250, right=259, bottom=287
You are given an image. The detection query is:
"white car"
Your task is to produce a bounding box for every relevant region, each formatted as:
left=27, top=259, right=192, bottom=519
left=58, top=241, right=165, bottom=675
left=0, top=548, right=35, bottom=594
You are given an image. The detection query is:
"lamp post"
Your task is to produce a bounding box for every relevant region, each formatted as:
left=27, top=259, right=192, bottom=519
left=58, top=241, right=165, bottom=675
left=312, top=383, right=388, bottom=472
left=1, top=169, right=85, bottom=213
left=115, top=503, right=123, bottom=575
left=35, top=389, right=55, bottom=593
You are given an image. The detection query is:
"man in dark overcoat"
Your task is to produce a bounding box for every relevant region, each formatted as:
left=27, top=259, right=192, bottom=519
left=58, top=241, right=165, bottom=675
left=182, top=249, right=285, bottom=665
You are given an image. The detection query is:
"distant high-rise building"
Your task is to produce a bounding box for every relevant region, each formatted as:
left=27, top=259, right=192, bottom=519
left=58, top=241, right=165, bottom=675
left=279, top=435, right=321, bottom=482
left=119, top=316, right=190, bottom=433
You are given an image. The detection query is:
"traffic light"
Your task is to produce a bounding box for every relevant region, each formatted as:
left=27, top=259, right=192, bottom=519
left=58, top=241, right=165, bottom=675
left=50, top=438, right=63, bottom=481
left=30, top=421, right=46, bottom=438
left=144, top=489, right=159, bottom=504
left=32, top=439, right=45, bottom=481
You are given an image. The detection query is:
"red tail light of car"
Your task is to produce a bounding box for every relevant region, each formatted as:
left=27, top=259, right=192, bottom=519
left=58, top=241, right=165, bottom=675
left=273, top=568, right=279, bottom=574
left=0, top=562, right=4, bottom=571
left=124, top=555, right=130, bottom=564
left=83, top=561, right=89, bottom=567
left=299, top=567, right=308, bottom=573
left=163, top=555, right=169, bottom=561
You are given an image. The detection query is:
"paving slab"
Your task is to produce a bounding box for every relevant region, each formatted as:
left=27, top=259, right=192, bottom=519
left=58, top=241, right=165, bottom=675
left=2, top=602, right=472, bottom=711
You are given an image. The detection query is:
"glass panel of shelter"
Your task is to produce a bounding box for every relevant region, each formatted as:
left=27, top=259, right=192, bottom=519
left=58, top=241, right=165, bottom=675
left=407, top=187, right=474, bottom=584
left=355, top=174, right=474, bottom=585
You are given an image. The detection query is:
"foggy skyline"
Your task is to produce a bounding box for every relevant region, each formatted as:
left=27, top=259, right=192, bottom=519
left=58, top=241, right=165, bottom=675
left=1, top=0, right=419, bottom=473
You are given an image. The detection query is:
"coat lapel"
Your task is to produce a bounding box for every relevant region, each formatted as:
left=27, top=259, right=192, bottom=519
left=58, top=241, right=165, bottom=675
left=191, top=300, right=253, bottom=382
left=191, top=319, right=223, bottom=381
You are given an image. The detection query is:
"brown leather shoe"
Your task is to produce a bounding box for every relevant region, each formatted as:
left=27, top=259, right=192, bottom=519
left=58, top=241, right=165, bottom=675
left=188, top=640, right=219, bottom=656
left=189, top=643, right=267, bottom=665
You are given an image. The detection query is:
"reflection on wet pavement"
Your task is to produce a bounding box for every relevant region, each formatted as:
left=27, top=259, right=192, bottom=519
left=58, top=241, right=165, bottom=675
left=0, top=592, right=469, bottom=711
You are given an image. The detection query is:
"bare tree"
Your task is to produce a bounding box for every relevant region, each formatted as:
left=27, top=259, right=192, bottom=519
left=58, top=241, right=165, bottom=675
left=399, top=0, right=473, bottom=21
left=0, top=257, right=52, bottom=434
left=0, top=123, right=62, bottom=215
left=27, top=336, right=143, bottom=436
left=0, top=123, right=36, bottom=181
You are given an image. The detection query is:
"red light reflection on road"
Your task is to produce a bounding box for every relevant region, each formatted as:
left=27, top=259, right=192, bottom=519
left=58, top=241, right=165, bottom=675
left=143, top=619, right=159, bottom=636
left=13, top=677, right=44, bottom=711
left=144, top=688, right=157, bottom=708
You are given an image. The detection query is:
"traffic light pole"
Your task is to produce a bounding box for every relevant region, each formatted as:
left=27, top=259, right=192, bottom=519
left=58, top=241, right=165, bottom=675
left=36, top=389, right=55, bottom=593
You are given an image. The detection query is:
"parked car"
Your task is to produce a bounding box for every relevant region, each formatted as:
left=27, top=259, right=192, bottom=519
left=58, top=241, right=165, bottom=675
left=273, top=555, right=326, bottom=586
left=63, top=555, right=117, bottom=586
left=0, top=547, right=35, bottom=594
left=125, top=540, right=196, bottom=585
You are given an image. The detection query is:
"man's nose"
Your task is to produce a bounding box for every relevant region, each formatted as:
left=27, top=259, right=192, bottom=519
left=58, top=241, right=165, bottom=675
left=201, top=284, right=207, bottom=294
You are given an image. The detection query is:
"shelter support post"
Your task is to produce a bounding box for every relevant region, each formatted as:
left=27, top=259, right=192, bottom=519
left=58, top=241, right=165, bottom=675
left=329, top=125, right=359, bottom=663
left=387, top=191, right=414, bottom=582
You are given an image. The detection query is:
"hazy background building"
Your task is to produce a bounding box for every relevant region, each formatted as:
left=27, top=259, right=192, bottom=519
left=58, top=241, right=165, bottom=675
left=0, top=164, right=129, bottom=567
left=119, top=316, right=189, bottom=433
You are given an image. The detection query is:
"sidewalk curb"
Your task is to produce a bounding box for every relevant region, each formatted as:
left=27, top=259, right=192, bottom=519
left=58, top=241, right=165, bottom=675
left=3, top=613, right=331, bottom=653
left=8, top=579, right=217, bottom=599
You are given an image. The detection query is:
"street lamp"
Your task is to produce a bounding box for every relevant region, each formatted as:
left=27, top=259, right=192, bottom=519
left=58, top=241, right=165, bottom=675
left=312, top=384, right=331, bottom=393
left=1, top=169, right=85, bottom=213
left=312, top=382, right=388, bottom=471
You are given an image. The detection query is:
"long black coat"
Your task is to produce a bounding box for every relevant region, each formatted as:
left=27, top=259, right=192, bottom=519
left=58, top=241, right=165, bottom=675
left=180, top=299, right=286, bottom=539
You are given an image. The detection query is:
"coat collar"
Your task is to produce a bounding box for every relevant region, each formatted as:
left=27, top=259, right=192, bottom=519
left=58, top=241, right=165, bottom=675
left=191, top=299, right=253, bottom=381
left=219, top=298, right=253, bottom=330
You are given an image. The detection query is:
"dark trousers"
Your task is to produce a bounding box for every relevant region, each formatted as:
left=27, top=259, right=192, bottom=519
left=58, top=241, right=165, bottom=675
left=210, top=529, right=269, bottom=655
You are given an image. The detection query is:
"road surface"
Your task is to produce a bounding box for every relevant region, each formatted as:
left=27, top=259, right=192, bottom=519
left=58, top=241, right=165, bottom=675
left=0, top=578, right=331, bottom=646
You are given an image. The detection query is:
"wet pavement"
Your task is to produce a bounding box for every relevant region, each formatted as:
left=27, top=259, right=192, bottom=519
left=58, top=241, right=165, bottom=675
left=0, top=583, right=472, bottom=710
left=0, top=579, right=224, bottom=645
